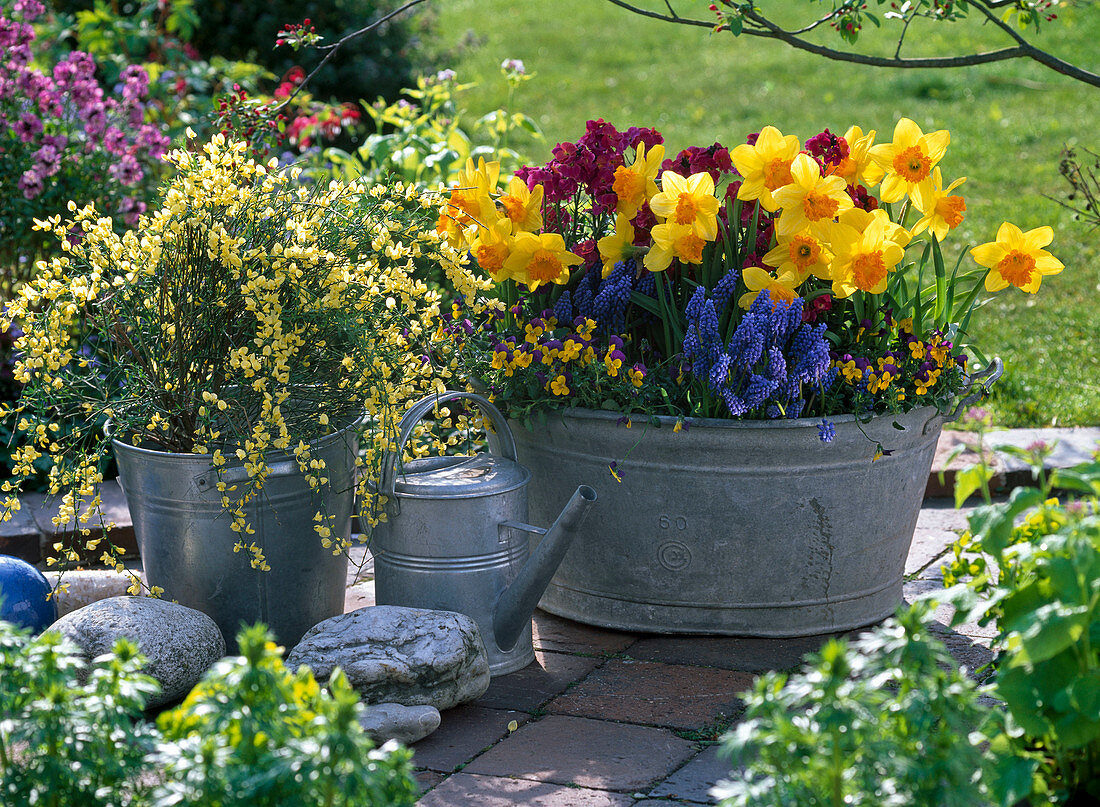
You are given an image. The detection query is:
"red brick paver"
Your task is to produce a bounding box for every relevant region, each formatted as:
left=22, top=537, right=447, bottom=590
left=418, top=773, right=635, bottom=807
left=545, top=660, right=752, bottom=730
left=461, top=714, right=696, bottom=791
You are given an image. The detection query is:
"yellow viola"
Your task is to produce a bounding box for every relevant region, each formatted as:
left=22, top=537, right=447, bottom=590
left=910, top=167, right=967, bottom=242
left=970, top=222, right=1064, bottom=293
left=868, top=118, right=950, bottom=204
left=644, top=221, right=708, bottom=272
left=825, top=213, right=906, bottom=297
left=738, top=265, right=803, bottom=309
left=503, top=232, right=583, bottom=291
left=730, top=126, right=801, bottom=212
left=771, top=154, right=854, bottom=238
left=648, top=170, right=720, bottom=240
left=761, top=230, right=833, bottom=284
left=497, top=176, right=544, bottom=233
left=597, top=213, right=636, bottom=277
left=613, top=142, right=665, bottom=219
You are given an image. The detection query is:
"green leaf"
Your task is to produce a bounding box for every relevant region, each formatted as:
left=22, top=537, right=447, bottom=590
left=1017, top=609, right=1086, bottom=665
left=954, top=464, right=991, bottom=508
left=628, top=290, right=661, bottom=316
left=931, top=234, right=947, bottom=326
left=987, top=747, right=1039, bottom=807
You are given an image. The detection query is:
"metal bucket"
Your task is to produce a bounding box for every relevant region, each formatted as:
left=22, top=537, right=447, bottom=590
left=112, top=428, right=357, bottom=651
left=514, top=405, right=944, bottom=636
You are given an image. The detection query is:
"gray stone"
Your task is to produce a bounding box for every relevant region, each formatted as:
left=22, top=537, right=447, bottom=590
left=358, top=702, right=441, bottom=745
left=286, top=605, right=490, bottom=710
left=50, top=596, right=225, bottom=709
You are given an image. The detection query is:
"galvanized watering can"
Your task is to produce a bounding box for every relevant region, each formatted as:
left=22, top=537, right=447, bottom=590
left=371, top=392, right=597, bottom=675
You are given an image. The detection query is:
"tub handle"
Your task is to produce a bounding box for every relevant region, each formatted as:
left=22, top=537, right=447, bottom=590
left=380, top=391, right=517, bottom=501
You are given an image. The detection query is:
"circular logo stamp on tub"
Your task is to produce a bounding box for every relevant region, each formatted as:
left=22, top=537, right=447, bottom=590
left=657, top=540, right=692, bottom=571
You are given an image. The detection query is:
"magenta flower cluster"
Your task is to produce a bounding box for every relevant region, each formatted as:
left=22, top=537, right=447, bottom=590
left=516, top=119, right=664, bottom=215
left=0, top=0, right=168, bottom=235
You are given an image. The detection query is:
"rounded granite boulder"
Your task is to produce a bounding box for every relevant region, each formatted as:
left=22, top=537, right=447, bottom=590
left=50, top=595, right=225, bottom=709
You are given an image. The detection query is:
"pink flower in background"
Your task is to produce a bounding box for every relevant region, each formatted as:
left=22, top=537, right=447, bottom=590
left=109, top=154, right=143, bottom=186
left=14, top=112, right=41, bottom=142
left=104, top=127, right=128, bottom=155
left=33, top=143, right=60, bottom=177
left=18, top=168, right=43, bottom=200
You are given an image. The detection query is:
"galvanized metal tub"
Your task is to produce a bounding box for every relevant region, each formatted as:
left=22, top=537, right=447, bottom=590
left=112, top=429, right=357, bottom=651
left=513, top=406, right=943, bottom=637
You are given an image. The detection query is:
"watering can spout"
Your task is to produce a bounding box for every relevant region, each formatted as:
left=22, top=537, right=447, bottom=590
left=492, top=485, right=597, bottom=653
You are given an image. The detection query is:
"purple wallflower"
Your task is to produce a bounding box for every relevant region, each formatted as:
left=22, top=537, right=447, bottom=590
left=14, top=112, right=41, bottom=142
left=818, top=419, right=836, bottom=443
left=17, top=168, right=43, bottom=199
left=32, top=143, right=60, bottom=177
left=108, top=153, right=143, bottom=186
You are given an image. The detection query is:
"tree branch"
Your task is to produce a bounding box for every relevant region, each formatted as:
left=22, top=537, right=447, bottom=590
left=604, top=0, right=1100, bottom=88
left=275, top=0, right=430, bottom=113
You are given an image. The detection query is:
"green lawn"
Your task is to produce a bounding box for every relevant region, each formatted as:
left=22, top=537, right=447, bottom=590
left=432, top=0, right=1100, bottom=427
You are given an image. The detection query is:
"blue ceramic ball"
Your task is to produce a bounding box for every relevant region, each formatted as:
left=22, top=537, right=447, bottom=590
left=0, top=554, right=57, bottom=633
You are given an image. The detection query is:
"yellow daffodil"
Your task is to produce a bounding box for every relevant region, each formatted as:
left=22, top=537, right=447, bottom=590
left=970, top=222, right=1064, bottom=293
left=597, top=213, right=636, bottom=277
left=761, top=230, right=833, bottom=283
left=648, top=170, right=720, bottom=240
left=503, top=232, right=583, bottom=290
left=738, top=265, right=803, bottom=309
left=834, top=125, right=883, bottom=187
left=730, top=126, right=801, bottom=212
left=868, top=117, right=950, bottom=204
left=771, top=154, right=854, bottom=238
left=644, top=221, right=707, bottom=272
left=835, top=207, right=912, bottom=250
left=825, top=212, right=906, bottom=297
left=471, top=216, right=515, bottom=282
left=910, top=167, right=967, bottom=241
left=435, top=157, right=500, bottom=248
left=613, top=142, right=665, bottom=219
left=497, top=176, right=544, bottom=233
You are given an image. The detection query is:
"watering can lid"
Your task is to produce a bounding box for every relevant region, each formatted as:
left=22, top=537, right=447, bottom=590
left=391, top=453, right=530, bottom=499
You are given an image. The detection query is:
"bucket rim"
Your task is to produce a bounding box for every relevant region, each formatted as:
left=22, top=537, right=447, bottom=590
left=514, top=404, right=946, bottom=433
left=108, top=417, right=360, bottom=462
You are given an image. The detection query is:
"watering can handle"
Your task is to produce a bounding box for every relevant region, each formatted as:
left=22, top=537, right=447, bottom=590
left=942, top=356, right=1004, bottom=424
left=380, top=391, right=518, bottom=499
